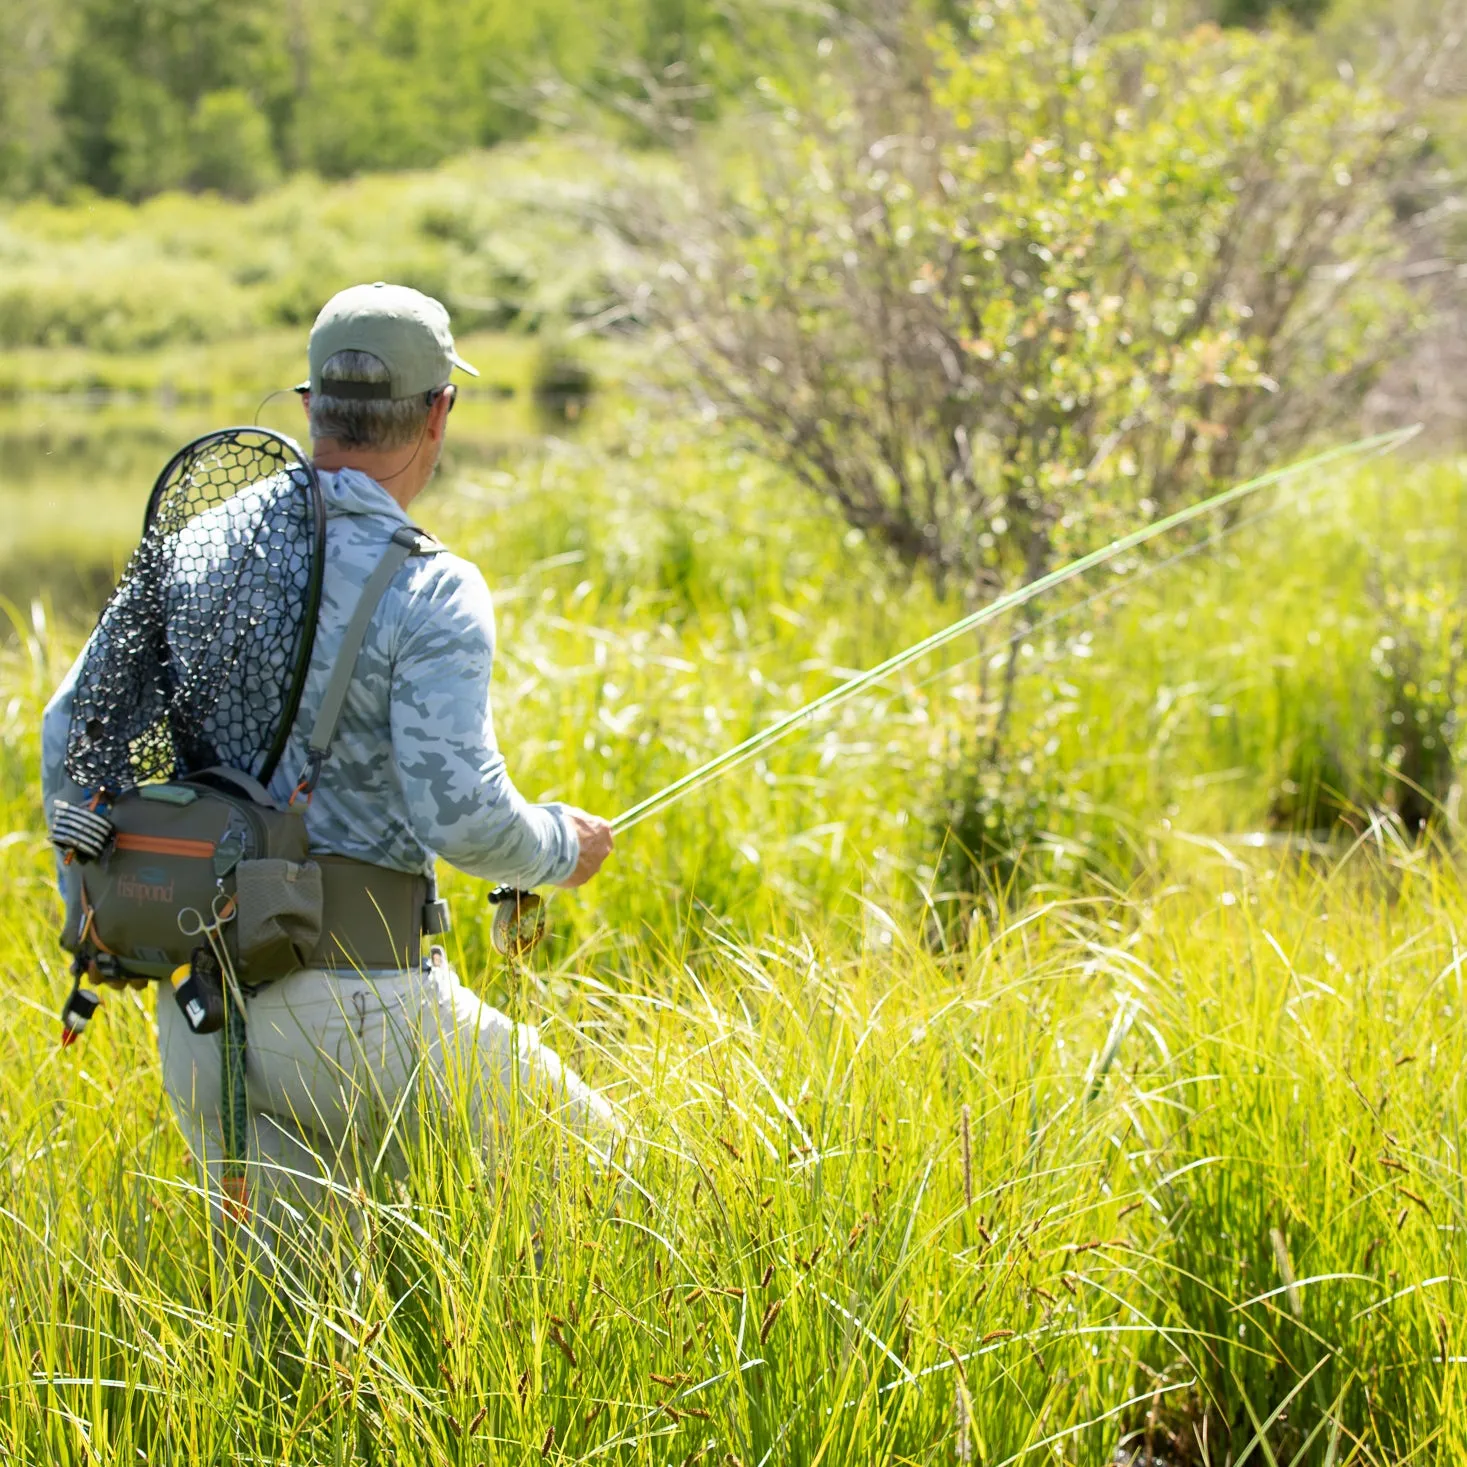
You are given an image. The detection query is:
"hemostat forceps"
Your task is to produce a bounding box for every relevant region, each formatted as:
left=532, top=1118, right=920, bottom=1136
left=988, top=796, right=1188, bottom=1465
left=177, top=893, right=237, bottom=941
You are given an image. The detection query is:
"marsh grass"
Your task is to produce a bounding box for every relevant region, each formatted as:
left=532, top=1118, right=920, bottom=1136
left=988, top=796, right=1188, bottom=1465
left=1, top=830, right=1462, bottom=1462
left=1, top=436, right=1465, bottom=1462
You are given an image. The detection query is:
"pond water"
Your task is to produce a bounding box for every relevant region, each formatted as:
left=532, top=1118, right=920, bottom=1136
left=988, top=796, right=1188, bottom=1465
left=0, top=386, right=562, bottom=632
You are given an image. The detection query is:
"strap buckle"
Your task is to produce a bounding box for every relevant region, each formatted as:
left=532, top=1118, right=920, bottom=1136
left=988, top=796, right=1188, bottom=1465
left=290, top=749, right=325, bottom=807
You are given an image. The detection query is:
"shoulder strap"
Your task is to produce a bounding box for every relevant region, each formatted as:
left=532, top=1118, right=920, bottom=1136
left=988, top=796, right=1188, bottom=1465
left=295, top=525, right=440, bottom=798
left=192, top=765, right=279, bottom=806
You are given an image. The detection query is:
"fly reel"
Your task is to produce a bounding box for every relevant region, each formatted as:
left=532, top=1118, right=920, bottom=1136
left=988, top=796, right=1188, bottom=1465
left=488, top=886, right=548, bottom=958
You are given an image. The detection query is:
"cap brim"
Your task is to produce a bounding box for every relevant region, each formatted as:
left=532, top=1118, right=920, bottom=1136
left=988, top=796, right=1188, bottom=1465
left=451, top=352, right=480, bottom=378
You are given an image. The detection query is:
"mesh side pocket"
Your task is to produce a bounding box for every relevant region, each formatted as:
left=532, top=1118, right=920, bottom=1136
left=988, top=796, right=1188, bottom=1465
left=235, top=858, right=323, bottom=982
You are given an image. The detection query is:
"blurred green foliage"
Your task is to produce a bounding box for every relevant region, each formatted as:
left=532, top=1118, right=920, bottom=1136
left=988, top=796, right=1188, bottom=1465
left=0, top=0, right=768, bottom=201
left=1218, top=0, right=1330, bottom=24
left=0, top=0, right=1427, bottom=204
left=0, top=141, right=652, bottom=360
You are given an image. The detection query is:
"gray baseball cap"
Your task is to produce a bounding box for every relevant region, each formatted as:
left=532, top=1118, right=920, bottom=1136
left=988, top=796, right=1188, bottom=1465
left=299, top=282, right=479, bottom=400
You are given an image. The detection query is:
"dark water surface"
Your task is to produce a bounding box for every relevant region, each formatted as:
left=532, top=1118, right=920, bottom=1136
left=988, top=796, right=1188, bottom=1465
left=0, top=392, right=541, bottom=632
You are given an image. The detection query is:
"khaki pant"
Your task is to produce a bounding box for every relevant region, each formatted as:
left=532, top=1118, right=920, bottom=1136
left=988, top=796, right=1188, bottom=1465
left=156, top=951, right=623, bottom=1271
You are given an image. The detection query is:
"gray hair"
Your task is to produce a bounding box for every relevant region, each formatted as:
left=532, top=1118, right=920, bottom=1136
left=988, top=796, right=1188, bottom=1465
left=308, top=350, right=432, bottom=450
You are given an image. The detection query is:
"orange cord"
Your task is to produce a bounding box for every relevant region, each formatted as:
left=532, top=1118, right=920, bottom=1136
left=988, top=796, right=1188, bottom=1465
left=220, top=1175, right=250, bottom=1226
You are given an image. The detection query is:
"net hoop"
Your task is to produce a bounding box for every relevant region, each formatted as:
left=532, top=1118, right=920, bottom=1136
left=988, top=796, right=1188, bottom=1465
left=142, top=427, right=326, bottom=786
left=65, top=427, right=326, bottom=796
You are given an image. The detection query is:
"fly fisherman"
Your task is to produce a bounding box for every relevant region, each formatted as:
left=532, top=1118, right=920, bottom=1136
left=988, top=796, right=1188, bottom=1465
left=40, top=282, right=623, bottom=1249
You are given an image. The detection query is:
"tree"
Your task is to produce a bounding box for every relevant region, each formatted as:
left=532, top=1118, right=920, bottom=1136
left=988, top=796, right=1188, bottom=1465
left=55, top=0, right=291, bottom=198
left=190, top=89, right=281, bottom=197
left=0, top=4, right=70, bottom=196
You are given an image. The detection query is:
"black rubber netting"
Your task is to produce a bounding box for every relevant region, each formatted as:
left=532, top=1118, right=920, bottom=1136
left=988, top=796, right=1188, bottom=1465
left=65, top=428, right=326, bottom=796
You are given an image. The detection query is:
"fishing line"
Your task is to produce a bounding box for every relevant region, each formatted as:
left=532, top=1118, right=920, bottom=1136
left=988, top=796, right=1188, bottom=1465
left=907, top=422, right=1417, bottom=702
left=253, top=386, right=300, bottom=427
left=609, top=425, right=1421, bottom=834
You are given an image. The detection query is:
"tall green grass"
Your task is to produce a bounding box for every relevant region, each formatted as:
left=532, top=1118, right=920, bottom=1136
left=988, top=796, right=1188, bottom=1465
left=1, top=436, right=1465, bottom=1461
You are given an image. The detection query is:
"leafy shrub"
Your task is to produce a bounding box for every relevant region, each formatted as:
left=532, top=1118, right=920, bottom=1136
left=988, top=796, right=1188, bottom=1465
left=664, top=1, right=1421, bottom=608
left=654, top=0, right=1439, bottom=886
left=292, top=48, right=473, bottom=179
left=101, top=74, right=191, bottom=202
left=0, top=142, right=646, bottom=353
left=0, top=262, right=257, bottom=351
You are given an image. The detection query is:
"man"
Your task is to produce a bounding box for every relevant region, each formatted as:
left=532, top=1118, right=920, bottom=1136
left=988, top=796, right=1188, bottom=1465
left=41, top=281, right=623, bottom=1245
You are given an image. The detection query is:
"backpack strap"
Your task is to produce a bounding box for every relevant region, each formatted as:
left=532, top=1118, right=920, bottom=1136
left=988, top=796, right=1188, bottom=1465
left=192, top=765, right=278, bottom=806
left=293, top=525, right=440, bottom=801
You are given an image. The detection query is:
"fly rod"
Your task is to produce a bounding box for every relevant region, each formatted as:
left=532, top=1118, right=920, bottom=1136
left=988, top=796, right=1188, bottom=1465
left=487, top=425, right=1418, bottom=956
left=609, top=424, right=1421, bottom=835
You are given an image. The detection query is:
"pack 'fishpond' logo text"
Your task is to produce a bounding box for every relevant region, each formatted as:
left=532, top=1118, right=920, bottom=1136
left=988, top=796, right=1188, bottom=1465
left=118, top=865, right=175, bottom=904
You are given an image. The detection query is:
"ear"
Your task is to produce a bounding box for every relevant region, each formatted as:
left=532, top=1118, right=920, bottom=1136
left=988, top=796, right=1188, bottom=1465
left=428, top=387, right=454, bottom=440
left=299, top=390, right=311, bottom=420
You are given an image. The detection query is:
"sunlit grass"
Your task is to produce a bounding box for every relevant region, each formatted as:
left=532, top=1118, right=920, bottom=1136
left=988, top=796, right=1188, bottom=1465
left=1, top=783, right=1462, bottom=1460
left=1, top=434, right=1465, bottom=1461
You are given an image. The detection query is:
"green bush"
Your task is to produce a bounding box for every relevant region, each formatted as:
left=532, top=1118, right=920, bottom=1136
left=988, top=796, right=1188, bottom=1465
left=667, top=1, right=1420, bottom=610
left=292, top=47, right=472, bottom=179
left=0, top=0, right=800, bottom=202
left=0, top=141, right=645, bottom=353
left=106, top=77, right=191, bottom=202
left=0, top=261, right=257, bottom=351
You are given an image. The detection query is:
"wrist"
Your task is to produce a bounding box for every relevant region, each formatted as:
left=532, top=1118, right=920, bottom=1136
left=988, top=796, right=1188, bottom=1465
left=559, top=805, right=582, bottom=883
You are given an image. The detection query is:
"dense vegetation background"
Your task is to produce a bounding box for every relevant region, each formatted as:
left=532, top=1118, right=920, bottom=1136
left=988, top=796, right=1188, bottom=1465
left=0, top=0, right=813, bottom=199
left=0, top=0, right=1447, bottom=201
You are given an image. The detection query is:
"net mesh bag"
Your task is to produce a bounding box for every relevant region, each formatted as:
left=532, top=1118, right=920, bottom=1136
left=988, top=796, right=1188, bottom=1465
left=65, top=428, right=325, bottom=795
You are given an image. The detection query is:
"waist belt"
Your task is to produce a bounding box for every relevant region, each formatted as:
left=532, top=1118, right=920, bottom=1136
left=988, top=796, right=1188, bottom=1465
left=309, top=854, right=430, bottom=971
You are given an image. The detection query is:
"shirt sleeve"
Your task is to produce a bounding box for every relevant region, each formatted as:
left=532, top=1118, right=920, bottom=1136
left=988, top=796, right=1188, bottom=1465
left=388, top=557, right=580, bottom=889
left=41, top=643, right=91, bottom=909
left=42, top=645, right=92, bottom=817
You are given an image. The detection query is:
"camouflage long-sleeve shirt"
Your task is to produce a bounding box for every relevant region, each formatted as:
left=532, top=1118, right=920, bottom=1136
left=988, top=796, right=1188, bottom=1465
left=41, top=466, right=579, bottom=890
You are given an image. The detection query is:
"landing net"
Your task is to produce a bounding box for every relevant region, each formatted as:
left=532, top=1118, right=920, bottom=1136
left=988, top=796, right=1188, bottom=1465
left=65, top=428, right=325, bottom=796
